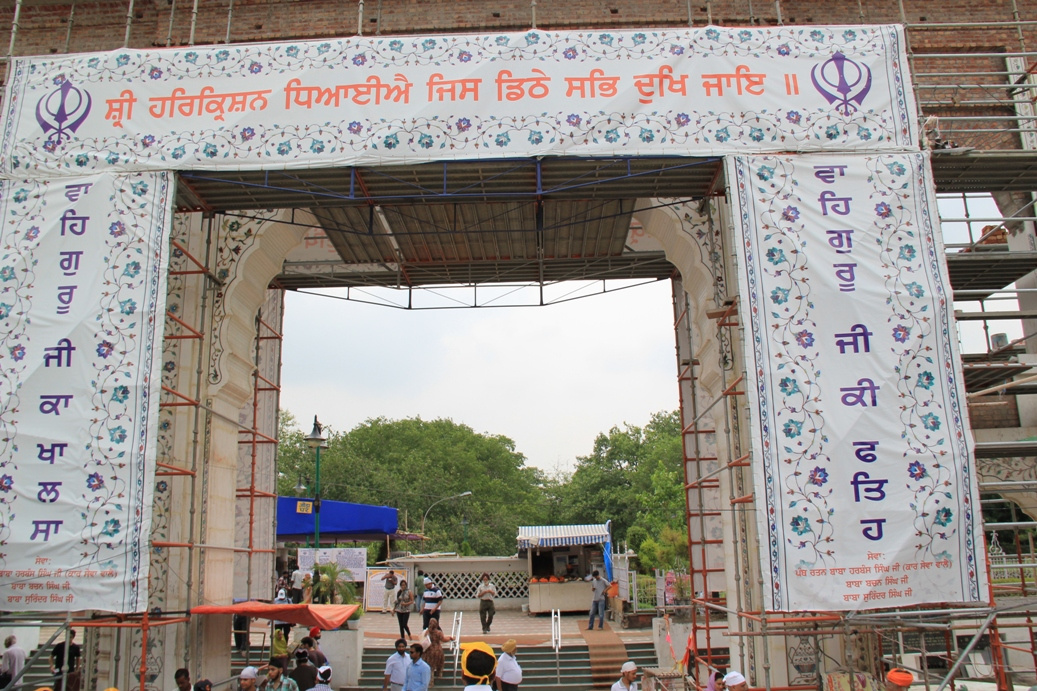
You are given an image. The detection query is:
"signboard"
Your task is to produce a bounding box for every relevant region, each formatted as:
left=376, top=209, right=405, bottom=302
left=298, top=547, right=368, bottom=582
left=0, top=25, right=915, bottom=175
left=730, top=152, right=987, bottom=611
left=0, top=172, right=172, bottom=612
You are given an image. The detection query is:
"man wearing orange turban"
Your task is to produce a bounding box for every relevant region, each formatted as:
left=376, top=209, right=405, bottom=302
left=886, top=668, right=914, bottom=691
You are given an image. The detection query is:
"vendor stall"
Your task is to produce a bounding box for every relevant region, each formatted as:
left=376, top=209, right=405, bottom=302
left=517, top=523, right=612, bottom=614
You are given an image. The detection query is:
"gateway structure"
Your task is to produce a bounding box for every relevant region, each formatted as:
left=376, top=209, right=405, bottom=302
left=0, top=2, right=1035, bottom=691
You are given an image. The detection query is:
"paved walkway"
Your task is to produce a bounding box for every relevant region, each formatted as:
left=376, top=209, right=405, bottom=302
left=358, top=609, right=655, bottom=649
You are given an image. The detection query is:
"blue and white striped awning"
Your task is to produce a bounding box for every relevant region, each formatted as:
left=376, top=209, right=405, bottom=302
left=517, top=523, right=611, bottom=549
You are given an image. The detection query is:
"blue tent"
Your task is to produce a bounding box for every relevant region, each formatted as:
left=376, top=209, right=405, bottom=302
left=276, top=496, right=398, bottom=541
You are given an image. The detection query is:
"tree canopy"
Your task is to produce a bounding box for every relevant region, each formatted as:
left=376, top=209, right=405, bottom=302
left=276, top=409, right=687, bottom=569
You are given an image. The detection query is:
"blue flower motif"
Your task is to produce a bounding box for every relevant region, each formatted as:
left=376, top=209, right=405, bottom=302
left=528, top=130, right=544, bottom=145
left=778, top=377, right=800, bottom=395
left=738, top=30, right=752, bottom=42
left=892, top=325, right=911, bottom=343
left=638, top=128, right=654, bottom=143
left=348, top=121, right=363, bottom=134
left=116, top=54, right=130, bottom=67
left=495, top=132, right=511, bottom=147
left=43, top=140, right=58, bottom=154
left=110, top=221, right=126, bottom=237
left=749, top=127, right=765, bottom=142
left=203, top=143, right=218, bottom=158
left=100, top=518, right=121, bottom=537
left=388, top=40, right=403, bottom=53
left=74, top=154, right=89, bottom=167
left=670, top=45, right=684, bottom=56
left=921, top=413, right=941, bottom=431
left=524, top=33, right=539, bottom=46
left=241, top=127, right=255, bottom=142
left=171, top=146, right=186, bottom=160
left=765, top=247, right=786, bottom=265
left=24, top=226, right=39, bottom=241
left=563, top=47, right=578, bottom=60
left=0, top=303, right=9, bottom=320
left=777, top=43, right=791, bottom=56
left=119, top=298, right=137, bottom=315
left=97, top=341, right=114, bottom=358
left=757, top=165, right=774, bottom=181
left=111, top=385, right=130, bottom=403
left=106, top=152, right=120, bottom=165
left=87, top=472, right=105, bottom=491
left=0, top=474, right=11, bottom=492
left=131, top=181, right=149, bottom=196
left=632, top=33, right=647, bottom=45
left=216, top=50, right=229, bottom=62
left=148, top=66, right=163, bottom=80
left=933, top=507, right=953, bottom=527
left=417, top=134, right=434, bottom=149
left=675, top=113, right=690, bottom=127
left=87, top=58, right=100, bottom=68
left=857, top=126, right=873, bottom=141
left=875, top=202, right=893, bottom=218
left=567, top=114, right=582, bottom=127
left=705, top=28, right=720, bottom=41
left=917, top=371, right=935, bottom=390
left=905, top=282, right=925, bottom=298
left=782, top=206, right=800, bottom=222
left=317, top=43, right=331, bottom=54
left=495, top=36, right=510, bottom=46
left=795, top=330, right=815, bottom=348
left=109, top=426, right=127, bottom=444
left=598, top=33, right=614, bottom=46
left=898, top=244, right=916, bottom=261
left=9, top=344, right=25, bottom=361
left=714, top=127, right=730, bottom=142
left=0, top=266, right=14, bottom=282
left=352, top=54, right=366, bottom=66
left=604, top=128, right=620, bottom=143
left=783, top=419, right=803, bottom=438
left=810, top=29, right=824, bottom=41
left=141, top=134, right=155, bottom=148
left=422, top=38, right=437, bottom=50
left=383, top=133, right=399, bottom=149
left=248, top=61, right=262, bottom=74
left=908, top=460, right=928, bottom=480
left=455, top=118, right=471, bottom=133
left=309, top=139, right=325, bottom=154
left=786, top=110, right=801, bottom=124
left=157, top=480, right=169, bottom=492
left=843, top=29, right=857, bottom=41
left=277, top=141, right=293, bottom=155
left=886, top=162, right=907, bottom=176
left=122, top=261, right=141, bottom=278
left=770, top=287, right=789, bottom=304
left=12, top=189, right=28, bottom=203
left=825, top=125, right=840, bottom=140
left=285, top=46, right=299, bottom=58
left=163, top=360, right=176, bottom=372
left=458, top=50, right=472, bottom=62
left=790, top=515, right=811, bottom=535
left=807, top=466, right=828, bottom=486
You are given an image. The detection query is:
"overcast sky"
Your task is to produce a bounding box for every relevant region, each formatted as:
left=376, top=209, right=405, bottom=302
left=278, top=279, right=679, bottom=475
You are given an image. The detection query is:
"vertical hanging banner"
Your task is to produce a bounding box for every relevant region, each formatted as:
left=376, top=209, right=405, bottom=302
left=730, top=152, right=987, bottom=611
left=0, top=171, right=172, bottom=612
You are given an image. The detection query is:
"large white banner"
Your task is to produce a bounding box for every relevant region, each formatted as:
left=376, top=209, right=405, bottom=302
left=298, top=547, right=368, bottom=582
left=730, top=152, right=987, bottom=611
left=0, top=25, right=915, bottom=175
left=0, top=172, right=172, bottom=612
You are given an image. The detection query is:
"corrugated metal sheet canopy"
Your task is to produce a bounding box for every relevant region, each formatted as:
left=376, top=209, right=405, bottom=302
left=517, top=523, right=611, bottom=548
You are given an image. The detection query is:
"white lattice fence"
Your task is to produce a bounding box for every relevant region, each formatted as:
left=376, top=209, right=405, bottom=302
left=425, top=571, right=529, bottom=599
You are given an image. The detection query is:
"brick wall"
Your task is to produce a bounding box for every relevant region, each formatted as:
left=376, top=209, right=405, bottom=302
left=969, top=396, right=1021, bottom=429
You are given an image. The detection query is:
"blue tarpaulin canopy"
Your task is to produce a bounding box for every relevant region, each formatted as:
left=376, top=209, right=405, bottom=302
left=276, top=496, right=398, bottom=540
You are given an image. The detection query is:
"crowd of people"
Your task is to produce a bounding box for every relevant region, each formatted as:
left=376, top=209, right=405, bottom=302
left=382, top=638, right=523, bottom=691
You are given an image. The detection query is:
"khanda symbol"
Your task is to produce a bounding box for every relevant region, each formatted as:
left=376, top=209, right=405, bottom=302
left=35, top=78, right=92, bottom=146
left=810, top=52, right=872, bottom=116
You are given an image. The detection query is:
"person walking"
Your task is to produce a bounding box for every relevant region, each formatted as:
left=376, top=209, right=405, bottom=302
left=51, top=630, right=81, bottom=691
left=273, top=589, right=293, bottom=639
left=420, top=618, right=451, bottom=686
left=263, top=658, right=300, bottom=691
left=495, top=640, right=522, bottom=691
left=403, top=644, right=431, bottom=691
left=476, top=573, right=496, bottom=634
left=414, top=570, right=426, bottom=613
left=394, top=579, right=415, bottom=641
left=586, top=570, right=607, bottom=630
left=1, top=634, right=27, bottom=688
left=382, top=639, right=409, bottom=691
left=289, top=649, right=317, bottom=691
left=611, top=661, right=639, bottom=691
left=290, top=563, right=305, bottom=603
left=381, top=570, right=399, bottom=613
left=421, top=577, right=443, bottom=630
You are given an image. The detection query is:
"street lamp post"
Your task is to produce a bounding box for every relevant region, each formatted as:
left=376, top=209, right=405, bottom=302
left=421, top=491, right=473, bottom=535
left=305, top=416, right=328, bottom=548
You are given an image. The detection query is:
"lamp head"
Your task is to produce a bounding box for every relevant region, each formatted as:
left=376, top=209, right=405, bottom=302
left=305, top=416, right=327, bottom=449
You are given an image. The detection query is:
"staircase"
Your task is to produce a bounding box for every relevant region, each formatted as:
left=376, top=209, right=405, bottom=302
left=355, top=641, right=657, bottom=691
